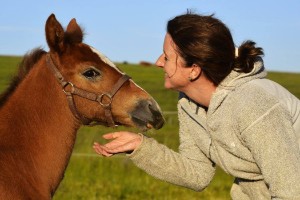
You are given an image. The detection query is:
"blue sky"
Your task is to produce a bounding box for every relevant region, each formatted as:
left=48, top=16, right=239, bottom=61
left=0, top=0, right=299, bottom=72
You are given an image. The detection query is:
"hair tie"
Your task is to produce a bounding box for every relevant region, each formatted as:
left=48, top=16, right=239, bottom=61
left=235, top=47, right=239, bottom=58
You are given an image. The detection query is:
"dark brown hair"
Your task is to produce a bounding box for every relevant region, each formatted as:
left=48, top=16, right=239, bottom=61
left=167, top=12, right=264, bottom=85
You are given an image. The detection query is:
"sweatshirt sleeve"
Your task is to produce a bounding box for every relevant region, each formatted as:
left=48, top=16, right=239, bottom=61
left=128, top=105, right=216, bottom=191
left=241, top=103, right=300, bottom=199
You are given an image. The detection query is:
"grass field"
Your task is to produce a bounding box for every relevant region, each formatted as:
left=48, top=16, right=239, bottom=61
left=0, top=55, right=299, bottom=200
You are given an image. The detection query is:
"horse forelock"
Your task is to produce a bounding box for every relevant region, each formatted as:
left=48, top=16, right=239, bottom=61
left=0, top=48, right=46, bottom=107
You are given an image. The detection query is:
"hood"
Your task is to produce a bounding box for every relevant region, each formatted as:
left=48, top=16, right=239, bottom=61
left=208, top=57, right=267, bottom=114
left=178, top=57, right=267, bottom=118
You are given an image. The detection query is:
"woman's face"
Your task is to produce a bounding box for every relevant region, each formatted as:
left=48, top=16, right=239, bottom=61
left=155, top=33, right=191, bottom=91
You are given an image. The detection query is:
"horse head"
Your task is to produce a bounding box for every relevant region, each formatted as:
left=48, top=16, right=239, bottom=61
left=45, top=14, right=164, bottom=130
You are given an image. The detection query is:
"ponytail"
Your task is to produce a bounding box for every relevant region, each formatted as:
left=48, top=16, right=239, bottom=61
left=234, top=40, right=264, bottom=73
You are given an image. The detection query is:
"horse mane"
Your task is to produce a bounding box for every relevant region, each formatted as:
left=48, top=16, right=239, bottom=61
left=0, top=48, right=46, bottom=107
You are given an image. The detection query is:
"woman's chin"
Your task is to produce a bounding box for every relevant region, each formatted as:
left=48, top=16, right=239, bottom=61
left=164, top=85, right=171, bottom=90
left=164, top=82, right=172, bottom=89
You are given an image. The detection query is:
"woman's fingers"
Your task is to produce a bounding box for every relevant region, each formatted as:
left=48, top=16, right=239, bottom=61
left=93, top=142, right=130, bottom=156
left=93, top=132, right=142, bottom=156
left=102, top=132, right=118, bottom=140
left=102, top=131, right=134, bottom=140
left=93, top=142, right=113, bottom=157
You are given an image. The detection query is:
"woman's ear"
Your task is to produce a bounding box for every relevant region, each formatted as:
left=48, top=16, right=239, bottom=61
left=189, top=64, right=202, bottom=81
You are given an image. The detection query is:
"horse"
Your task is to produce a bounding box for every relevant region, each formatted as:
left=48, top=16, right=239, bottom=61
left=0, top=14, right=164, bottom=199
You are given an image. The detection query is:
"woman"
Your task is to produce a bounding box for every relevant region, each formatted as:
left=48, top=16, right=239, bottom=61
left=93, top=12, right=300, bottom=199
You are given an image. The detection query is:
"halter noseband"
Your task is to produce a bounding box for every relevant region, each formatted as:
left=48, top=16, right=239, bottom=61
left=46, top=53, right=131, bottom=127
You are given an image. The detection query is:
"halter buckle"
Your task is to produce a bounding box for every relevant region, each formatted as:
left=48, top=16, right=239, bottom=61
left=62, top=82, right=75, bottom=95
left=97, top=93, right=112, bottom=107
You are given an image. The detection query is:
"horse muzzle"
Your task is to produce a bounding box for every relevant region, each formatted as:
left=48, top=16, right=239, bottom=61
left=130, top=98, right=165, bottom=131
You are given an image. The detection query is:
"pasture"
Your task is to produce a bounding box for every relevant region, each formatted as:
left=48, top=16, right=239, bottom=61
left=1, top=55, right=299, bottom=199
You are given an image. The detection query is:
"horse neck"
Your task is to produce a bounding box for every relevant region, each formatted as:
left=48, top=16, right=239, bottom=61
left=0, top=56, right=81, bottom=195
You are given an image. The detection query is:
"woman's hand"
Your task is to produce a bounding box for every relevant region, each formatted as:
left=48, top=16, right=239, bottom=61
left=93, top=131, right=142, bottom=157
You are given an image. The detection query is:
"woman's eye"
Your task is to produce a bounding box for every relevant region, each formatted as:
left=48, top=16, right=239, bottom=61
left=164, top=56, right=168, bottom=61
left=82, top=69, right=100, bottom=79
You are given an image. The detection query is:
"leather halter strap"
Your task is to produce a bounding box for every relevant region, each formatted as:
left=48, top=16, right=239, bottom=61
left=45, top=53, right=131, bottom=127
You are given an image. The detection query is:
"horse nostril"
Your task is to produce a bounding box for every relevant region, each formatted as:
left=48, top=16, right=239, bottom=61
left=148, top=100, right=165, bottom=129
left=148, top=100, right=160, bottom=114
left=148, top=101, right=153, bottom=110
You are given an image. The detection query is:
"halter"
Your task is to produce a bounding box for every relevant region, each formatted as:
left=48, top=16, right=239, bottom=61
left=45, top=53, right=131, bottom=127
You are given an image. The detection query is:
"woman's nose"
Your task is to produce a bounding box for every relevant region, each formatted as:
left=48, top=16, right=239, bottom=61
left=155, top=55, right=164, bottom=68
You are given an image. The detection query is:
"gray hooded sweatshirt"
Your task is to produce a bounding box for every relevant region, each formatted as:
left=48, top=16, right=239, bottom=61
left=129, top=58, right=300, bottom=199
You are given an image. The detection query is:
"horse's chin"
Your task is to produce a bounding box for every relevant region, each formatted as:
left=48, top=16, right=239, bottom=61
left=110, top=120, right=147, bottom=132
left=131, top=116, right=164, bottom=132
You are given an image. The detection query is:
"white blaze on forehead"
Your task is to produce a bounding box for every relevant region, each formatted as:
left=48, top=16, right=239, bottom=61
left=90, top=46, right=124, bottom=74
left=89, top=46, right=150, bottom=95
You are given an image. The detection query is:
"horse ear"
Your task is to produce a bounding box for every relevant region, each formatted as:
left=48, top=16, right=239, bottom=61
left=45, top=14, right=65, bottom=52
left=65, top=18, right=83, bottom=43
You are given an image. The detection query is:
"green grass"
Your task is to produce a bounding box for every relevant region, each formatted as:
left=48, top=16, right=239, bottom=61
left=0, top=56, right=22, bottom=92
left=1, top=55, right=299, bottom=199
left=267, top=72, right=300, bottom=98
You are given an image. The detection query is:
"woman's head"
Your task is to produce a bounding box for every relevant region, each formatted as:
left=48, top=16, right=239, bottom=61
left=160, top=11, right=264, bottom=86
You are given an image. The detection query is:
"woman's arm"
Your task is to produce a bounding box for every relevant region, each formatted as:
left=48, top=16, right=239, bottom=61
left=93, top=105, right=216, bottom=191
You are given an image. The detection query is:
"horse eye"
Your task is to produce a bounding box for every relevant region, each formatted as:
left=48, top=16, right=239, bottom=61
left=82, top=69, right=100, bottom=79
